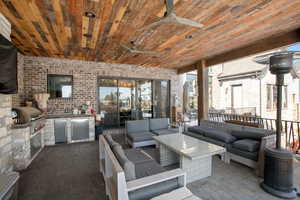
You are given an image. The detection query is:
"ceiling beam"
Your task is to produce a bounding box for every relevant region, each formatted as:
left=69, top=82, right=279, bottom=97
left=177, top=28, right=300, bottom=74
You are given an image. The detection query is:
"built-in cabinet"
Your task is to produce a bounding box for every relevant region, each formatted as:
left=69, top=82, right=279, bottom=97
left=70, top=119, right=89, bottom=141
left=45, top=115, right=95, bottom=145
left=54, top=119, right=67, bottom=143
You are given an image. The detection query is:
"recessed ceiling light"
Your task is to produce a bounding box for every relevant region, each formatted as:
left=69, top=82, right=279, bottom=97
left=85, top=12, right=96, bottom=18
left=185, top=35, right=193, bottom=39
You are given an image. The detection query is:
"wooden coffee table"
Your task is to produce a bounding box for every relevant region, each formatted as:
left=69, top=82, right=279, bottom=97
left=153, top=134, right=226, bottom=183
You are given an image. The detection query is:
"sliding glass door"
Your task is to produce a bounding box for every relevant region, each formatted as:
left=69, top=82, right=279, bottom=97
left=136, top=80, right=152, bottom=119
left=153, top=80, right=170, bottom=118
left=98, top=79, right=118, bottom=128
left=98, top=78, right=170, bottom=128
left=118, top=80, right=136, bottom=126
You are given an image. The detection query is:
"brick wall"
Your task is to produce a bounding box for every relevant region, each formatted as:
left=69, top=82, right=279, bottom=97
left=0, top=94, right=13, bottom=173
left=22, top=56, right=181, bottom=114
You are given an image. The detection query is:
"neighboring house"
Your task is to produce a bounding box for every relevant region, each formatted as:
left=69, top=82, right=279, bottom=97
left=209, top=53, right=300, bottom=121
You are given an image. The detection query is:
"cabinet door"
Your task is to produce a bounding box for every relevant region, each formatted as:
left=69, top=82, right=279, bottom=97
left=54, top=119, right=67, bottom=143
left=71, top=119, right=89, bottom=141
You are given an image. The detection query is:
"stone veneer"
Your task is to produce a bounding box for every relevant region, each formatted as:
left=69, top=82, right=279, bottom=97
left=22, top=56, right=181, bottom=113
left=0, top=94, right=13, bottom=173
left=12, top=53, right=25, bottom=107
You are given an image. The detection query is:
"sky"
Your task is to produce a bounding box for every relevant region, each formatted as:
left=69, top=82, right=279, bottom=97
left=288, top=43, right=300, bottom=51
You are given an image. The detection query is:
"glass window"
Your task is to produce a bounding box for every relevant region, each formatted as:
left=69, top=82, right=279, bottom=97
left=48, top=75, right=73, bottom=98
left=266, top=84, right=287, bottom=110
left=267, top=85, right=272, bottom=110
left=283, top=86, right=288, bottom=109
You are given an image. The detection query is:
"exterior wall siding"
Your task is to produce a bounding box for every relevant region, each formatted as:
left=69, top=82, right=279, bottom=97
left=22, top=56, right=181, bottom=114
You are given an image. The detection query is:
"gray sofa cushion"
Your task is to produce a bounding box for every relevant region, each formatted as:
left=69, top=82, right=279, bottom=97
left=104, top=134, right=120, bottom=148
left=184, top=132, right=227, bottom=147
left=230, top=130, right=266, bottom=140
left=113, top=145, right=136, bottom=181
left=228, top=145, right=259, bottom=161
left=187, top=126, right=208, bottom=136
left=152, top=128, right=178, bottom=135
left=126, top=120, right=149, bottom=133
left=127, top=132, right=154, bottom=142
left=135, top=160, right=166, bottom=179
left=128, top=178, right=179, bottom=200
left=124, top=149, right=153, bottom=164
left=149, top=118, right=169, bottom=131
left=232, top=139, right=260, bottom=152
left=205, top=129, right=236, bottom=143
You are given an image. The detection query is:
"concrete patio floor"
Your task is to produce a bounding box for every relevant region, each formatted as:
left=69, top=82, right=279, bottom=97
left=18, top=142, right=106, bottom=200
left=188, top=157, right=300, bottom=200
left=18, top=139, right=300, bottom=200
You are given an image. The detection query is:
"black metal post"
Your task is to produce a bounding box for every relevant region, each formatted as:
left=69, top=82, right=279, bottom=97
left=276, top=73, right=284, bottom=149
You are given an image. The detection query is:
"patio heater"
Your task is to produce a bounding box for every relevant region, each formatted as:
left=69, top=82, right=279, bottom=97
left=254, top=51, right=299, bottom=199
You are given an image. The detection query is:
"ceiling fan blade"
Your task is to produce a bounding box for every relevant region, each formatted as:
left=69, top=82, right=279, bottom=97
left=132, top=49, right=158, bottom=54
left=139, top=19, right=167, bottom=30
left=166, top=0, right=174, bottom=15
left=121, top=44, right=133, bottom=52
left=121, top=44, right=158, bottom=54
left=174, top=16, right=204, bottom=28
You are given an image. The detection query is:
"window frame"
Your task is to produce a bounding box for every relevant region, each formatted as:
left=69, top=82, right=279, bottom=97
left=47, top=74, right=73, bottom=99
left=266, top=84, right=288, bottom=111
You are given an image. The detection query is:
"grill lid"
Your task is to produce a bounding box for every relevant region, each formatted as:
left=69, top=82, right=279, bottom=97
left=12, top=107, right=42, bottom=124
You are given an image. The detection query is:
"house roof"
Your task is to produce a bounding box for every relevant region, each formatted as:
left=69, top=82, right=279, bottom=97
left=218, top=55, right=300, bottom=79
left=218, top=55, right=267, bottom=79
left=1, top=1, right=300, bottom=71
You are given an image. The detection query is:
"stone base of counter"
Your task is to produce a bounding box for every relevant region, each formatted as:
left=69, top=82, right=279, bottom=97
left=11, top=126, right=45, bottom=171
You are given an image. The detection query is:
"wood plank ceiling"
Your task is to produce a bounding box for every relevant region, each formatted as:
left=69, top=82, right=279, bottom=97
left=1, top=0, right=300, bottom=70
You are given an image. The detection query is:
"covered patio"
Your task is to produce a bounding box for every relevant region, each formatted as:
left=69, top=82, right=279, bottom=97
left=1, top=0, right=300, bottom=200
left=18, top=138, right=300, bottom=200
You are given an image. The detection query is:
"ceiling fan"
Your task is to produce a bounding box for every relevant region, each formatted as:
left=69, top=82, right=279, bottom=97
left=121, top=44, right=158, bottom=54
left=140, top=0, right=204, bottom=30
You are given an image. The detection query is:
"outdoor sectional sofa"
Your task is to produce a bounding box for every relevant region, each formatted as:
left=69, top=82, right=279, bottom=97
left=185, top=120, right=276, bottom=177
left=99, top=134, right=186, bottom=200
left=126, top=118, right=178, bottom=148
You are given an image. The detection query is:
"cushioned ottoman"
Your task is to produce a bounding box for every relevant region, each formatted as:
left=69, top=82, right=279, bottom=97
left=152, top=128, right=178, bottom=135
left=127, top=132, right=155, bottom=142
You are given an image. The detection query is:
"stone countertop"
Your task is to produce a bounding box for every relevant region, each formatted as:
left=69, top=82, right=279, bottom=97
left=11, top=114, right=94, bottom=129
left=11, top=116, right=46, bottom=129
left=46, top=114, right=94, bottom=119
left=11, top=123, right=31, bottom=129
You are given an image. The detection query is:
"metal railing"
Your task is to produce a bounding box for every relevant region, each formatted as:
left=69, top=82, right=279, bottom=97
left=208, top=112, right=300, bottom=154
left=209, top=107, right=257, bottom=116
